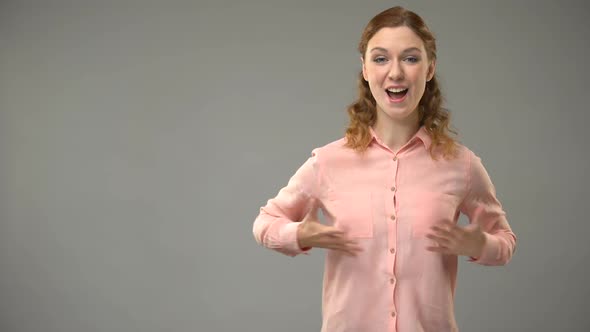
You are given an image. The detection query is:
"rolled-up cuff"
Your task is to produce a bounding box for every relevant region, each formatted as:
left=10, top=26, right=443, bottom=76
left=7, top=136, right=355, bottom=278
left=279, top=222, right=311, bottom=256
left=468, top=232, right=500, bottom=265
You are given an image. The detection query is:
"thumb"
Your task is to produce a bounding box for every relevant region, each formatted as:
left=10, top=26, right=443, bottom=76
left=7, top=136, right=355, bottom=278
left=302, top=198, right=320, bottom=222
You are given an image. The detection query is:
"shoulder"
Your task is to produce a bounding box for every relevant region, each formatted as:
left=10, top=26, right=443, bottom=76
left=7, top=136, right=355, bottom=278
left=449, top=143, right=493, bottom=184
left=452, top=142, right=488, bottom=167
left=427, top=142, right=477, bottom=176
left=310, top=137, right=350, bottom=157
left=306, top=137, right=361, bottom=169
left=453, top=142, right=474, bottom=160
left=435, top=140, right=477, bottom=164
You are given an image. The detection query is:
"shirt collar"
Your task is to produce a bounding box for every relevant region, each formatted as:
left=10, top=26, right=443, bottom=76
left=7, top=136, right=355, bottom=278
left=369, top=125, right=432, bottom=151
left=414, top=126, right=432, bottom=150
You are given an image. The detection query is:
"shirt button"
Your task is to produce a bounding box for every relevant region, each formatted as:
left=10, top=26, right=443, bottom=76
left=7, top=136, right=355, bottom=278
left=390, top=215, right=396, bottom=221
left=390, top=186, right=396, bottom=192
left=392, top=157, right=397, bottom=161
left=391, top=311, right=396, bottom=317
left=390, top=277, right=396, bottom=284
left=390, top=248, right=396, bottom=254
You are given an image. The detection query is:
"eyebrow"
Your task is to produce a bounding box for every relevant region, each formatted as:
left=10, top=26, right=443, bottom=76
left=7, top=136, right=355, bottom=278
left=369, top=47, right=422, bottom=54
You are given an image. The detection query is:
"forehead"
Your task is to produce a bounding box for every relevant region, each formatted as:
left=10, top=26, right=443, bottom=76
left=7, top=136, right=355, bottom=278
left=367, top=26, right=425, bottom=53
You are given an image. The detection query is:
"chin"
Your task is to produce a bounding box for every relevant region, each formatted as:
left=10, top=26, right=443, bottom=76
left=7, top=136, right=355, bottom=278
left=379, top=105, right=415, bottom=120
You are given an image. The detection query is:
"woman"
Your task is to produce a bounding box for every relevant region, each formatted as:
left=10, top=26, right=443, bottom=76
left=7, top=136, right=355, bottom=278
left=252, top=6, right=516, bottom=332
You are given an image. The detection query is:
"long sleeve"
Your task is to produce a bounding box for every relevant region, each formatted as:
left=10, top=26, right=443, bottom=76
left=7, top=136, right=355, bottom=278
left=252, top=149, right=320, bottom=257
left=459, top=151, right=517, bottom=266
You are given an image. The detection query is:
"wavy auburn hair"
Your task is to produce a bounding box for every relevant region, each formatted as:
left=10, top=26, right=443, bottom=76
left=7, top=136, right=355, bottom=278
left=345, top=6, right=458, bottom=159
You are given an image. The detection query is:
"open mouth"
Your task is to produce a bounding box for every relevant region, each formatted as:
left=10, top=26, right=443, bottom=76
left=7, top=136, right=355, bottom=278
left=386, top=88, right=408, bottom=101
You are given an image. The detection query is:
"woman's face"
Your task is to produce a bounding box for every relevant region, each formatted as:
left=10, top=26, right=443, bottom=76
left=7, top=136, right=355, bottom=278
left=362, top=26, right=435, bottom=124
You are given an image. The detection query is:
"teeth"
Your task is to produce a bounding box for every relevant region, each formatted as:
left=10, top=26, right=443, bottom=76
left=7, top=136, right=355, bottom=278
left=387, top=88, right=407, bottom=93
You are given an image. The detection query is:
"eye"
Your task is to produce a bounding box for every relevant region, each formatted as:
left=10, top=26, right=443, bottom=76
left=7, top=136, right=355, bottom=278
left=372, top=56, right=388, bottom=64
left=404, top=56, right=420, bottom=63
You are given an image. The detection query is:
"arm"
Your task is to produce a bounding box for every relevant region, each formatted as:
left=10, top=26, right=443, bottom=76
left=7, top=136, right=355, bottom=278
left=252, top=149, right=320, bottom=257
left=459, top=151, right=517, bottom=266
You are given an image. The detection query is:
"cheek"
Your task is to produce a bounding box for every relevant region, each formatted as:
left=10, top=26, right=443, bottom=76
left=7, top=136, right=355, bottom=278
left=367, top=70, right=386, bottom=92
left=368, top=81, right=382, bottom=95
left=408, top=75, right=427, bottom=98
left=367, top=79, right=384, bottom=99
left=412, top=83, right=426, bottom=99
left=366, top=65, right=386, bottom=81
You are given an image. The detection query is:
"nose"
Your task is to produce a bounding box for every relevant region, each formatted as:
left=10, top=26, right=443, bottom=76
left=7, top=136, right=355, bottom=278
left=388, top=61, right=404, bottom=81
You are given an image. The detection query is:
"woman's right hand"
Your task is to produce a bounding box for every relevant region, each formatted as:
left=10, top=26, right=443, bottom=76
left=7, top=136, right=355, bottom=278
left=296, top=200, right=363, bottom=256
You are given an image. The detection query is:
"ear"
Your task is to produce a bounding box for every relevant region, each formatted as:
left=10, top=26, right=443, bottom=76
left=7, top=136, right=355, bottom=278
left=426, top=60, right=436, bottom=82
left=361, top=56, right=368, bottom=81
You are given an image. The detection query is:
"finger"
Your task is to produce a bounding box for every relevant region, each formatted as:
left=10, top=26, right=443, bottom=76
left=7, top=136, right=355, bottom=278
left=332, top=244, right=363, bottom=256
left=321, top=227, right=346, bottom=237
left=308, top=235, right=346, bottom=250
left=321, top=243, right=351, bottom=253
left=426, top=233, right=452, bottom=246
left=439, top=220, right=456, bottom=228
left=339, top=248, right=358, bottom=256
left=338, top=237, right=363, bottom=252
left=336, top=245, right=362, bottom=256
left=426, top=246, right=457, bottom=255
left=430, top=225, right=453, bottom=236
left=323, top=239, right=363, bottom=252
left=343, top=242, right=363, bottom=253
left=345, top=248, right=362, bottom=256
left=464, top=223, right=480, bottom=232
left=342, top=242, right=364, bottom=256
left=319, top=237, right=359, bottom=249
left=339, top=237, right=362, bottom=249
left=426, top=245, right=453, bottom=254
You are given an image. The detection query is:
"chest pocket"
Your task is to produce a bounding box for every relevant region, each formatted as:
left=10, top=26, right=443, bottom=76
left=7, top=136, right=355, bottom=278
left=323, top=191, right=374, bottom=238
left=410, top=191, right=459, bottom=237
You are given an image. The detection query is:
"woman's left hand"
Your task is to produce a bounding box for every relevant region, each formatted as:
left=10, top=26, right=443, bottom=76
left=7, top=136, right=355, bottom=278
left=426, top=221, right=486, bottom=258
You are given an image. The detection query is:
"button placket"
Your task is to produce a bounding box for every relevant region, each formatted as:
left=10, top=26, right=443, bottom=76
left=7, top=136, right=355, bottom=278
left=391, top=155, right=398, bottom=221
left=390, top=153, right=399, bottom=326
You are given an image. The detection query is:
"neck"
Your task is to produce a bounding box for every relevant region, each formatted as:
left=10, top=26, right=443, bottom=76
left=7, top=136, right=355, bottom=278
left=372, top=111, right=421, bottom=153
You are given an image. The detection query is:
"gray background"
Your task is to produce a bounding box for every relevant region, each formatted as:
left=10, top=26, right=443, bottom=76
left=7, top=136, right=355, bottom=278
left=1, top=0, right=589, bottom=331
